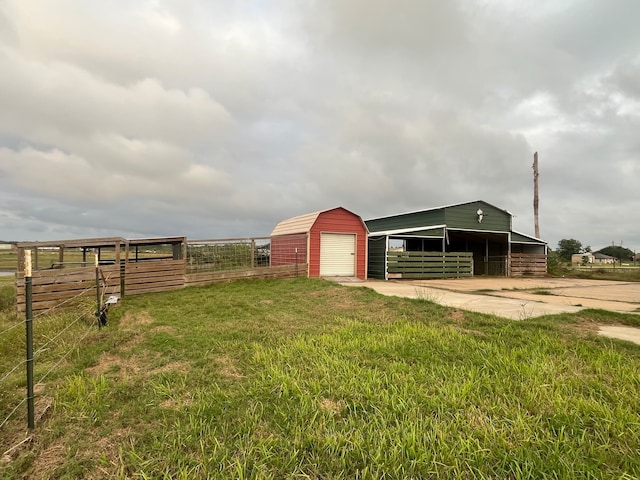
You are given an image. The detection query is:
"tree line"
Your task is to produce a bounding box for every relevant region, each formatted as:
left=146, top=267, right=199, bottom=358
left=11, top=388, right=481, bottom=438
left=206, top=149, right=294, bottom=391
left=555, top=239, right=636, bottom=263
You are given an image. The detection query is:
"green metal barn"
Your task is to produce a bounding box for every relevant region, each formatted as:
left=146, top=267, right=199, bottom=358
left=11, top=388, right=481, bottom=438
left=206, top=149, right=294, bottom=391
left=365, top=200, right=547, bottom=279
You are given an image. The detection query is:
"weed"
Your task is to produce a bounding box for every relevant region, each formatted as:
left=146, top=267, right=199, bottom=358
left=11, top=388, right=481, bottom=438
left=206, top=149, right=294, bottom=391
left=414, top=287, right=443, bottom=304
left=532, top=289, right=554, bottom=296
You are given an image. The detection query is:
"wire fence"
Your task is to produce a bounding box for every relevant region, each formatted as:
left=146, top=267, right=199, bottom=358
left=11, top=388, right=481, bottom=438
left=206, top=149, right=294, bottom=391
left=186, top=235, right=308, bottom=275
left=186, top=237, right=272, bottom=274
left=0, top=262, right=112, bottom=451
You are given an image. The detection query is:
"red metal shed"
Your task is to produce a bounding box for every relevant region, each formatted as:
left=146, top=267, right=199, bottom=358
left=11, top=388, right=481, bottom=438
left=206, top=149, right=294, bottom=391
left=270, top=207, right=368, bottom=279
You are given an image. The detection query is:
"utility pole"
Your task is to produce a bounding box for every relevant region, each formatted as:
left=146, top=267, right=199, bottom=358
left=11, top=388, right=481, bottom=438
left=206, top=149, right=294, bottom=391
left=533, top=152, right=540, bottom=239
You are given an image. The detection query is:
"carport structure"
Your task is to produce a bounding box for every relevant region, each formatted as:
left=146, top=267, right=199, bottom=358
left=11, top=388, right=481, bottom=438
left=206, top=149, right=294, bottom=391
left=365, top=200, right=547, bottom=279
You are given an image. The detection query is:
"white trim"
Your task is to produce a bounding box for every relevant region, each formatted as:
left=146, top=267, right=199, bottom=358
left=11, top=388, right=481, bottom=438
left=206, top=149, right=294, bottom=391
left=385, top=236, right=389, bottom=280
left=367, top=224, right=446, bottom=237
left=446, top=228, right=510, bottom=235
left=394, top=234, right=445, bottom=239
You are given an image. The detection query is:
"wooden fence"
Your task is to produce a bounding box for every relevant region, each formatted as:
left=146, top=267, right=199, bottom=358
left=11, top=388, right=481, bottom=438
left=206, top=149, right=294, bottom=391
left=510, top=253, right=547, bottom=277
left=387, top=252, right=473, bottom=279
left=124, top=259, right=186, bottom=296
left=16, top=265, right=121, bottom=313
left=15, top=260, right=308, bottom=313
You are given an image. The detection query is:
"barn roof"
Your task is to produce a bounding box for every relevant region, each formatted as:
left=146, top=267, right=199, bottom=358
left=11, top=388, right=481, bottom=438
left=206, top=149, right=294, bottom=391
left=270, top=207, right=366, bottom=236
left=271, top=211, right=322, bottom=236
left=365, top=200, right=513, bottom=222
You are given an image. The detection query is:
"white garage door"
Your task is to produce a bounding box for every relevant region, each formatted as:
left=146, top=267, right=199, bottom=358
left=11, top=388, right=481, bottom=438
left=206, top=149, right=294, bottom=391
left=320, top=233, right=356, bottom=276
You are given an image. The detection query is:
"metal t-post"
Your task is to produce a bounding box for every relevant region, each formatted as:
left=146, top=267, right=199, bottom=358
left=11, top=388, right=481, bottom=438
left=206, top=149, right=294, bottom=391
left=25, top=250, right=34, bottom=429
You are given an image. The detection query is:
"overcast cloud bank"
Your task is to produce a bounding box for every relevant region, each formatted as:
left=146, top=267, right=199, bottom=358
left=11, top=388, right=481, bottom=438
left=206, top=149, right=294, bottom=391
left=0, top=1, right=639, bottom=252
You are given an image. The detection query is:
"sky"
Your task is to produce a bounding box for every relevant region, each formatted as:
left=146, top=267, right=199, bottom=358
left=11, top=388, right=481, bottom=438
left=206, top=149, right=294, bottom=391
left=0, top=1, right=639, bottom=253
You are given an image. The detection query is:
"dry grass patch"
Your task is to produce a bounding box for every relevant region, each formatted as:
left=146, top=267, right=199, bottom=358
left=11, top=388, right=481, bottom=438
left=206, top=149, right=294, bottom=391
left=151, top=361, right=190, bottom=375
left=119, top=310, right=155, bottom=330
left=215, top=356, right=244, bottom=380
left=319, top=397, right=346, bottom=416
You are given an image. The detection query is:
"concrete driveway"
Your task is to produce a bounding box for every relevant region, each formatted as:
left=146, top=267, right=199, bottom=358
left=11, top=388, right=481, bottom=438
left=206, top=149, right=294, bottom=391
left=338, top=277, right=640, bottom=344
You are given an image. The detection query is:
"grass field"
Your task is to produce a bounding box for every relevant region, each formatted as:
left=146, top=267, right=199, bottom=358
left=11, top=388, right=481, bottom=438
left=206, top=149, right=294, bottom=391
left=1, top=278, right=640, bottom=479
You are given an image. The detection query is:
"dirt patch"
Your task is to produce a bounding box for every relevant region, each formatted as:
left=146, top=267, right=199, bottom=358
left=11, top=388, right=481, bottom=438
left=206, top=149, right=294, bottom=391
left=86, top=352, right=149, bottom=378
left=149, top=325, right=179, bottom=336
left=319, top=397, right=346, bottom=415
left=151, top=361, right=190, bottom=375
left=215, top=356, right=244, bottom=379
left=90, top=428, right=132, bottom=479
left=159, top=396, right=193, bottom=410
left=28, top=440, right=66, bottom=480
left=119, top=311, right=155, bottom=330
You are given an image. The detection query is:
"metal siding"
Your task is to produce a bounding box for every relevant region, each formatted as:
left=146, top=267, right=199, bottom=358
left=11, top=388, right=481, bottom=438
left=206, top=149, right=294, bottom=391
left=320, top=233, right=356, bottom=276
left=308, top=208, right=368, bottom=279
left=365, top=210, right=445, bottom=234
left=367, top=236, right=387, bottom=279
left=444, top=201, right=511, bottom=231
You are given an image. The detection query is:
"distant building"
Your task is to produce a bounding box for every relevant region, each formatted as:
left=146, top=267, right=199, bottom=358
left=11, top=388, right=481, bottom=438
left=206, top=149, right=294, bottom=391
left=593, top=252, right=616, bottom=264
left=572, top=252, right=594, bottom=265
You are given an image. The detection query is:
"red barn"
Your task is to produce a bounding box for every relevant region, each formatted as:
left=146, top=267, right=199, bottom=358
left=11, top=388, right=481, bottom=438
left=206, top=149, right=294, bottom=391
left=270, top=207, right=368, bottom=279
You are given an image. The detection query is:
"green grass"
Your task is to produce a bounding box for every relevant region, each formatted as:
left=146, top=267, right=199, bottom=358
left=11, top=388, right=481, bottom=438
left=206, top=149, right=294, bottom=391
left=1, top=278, right=640, bottom=479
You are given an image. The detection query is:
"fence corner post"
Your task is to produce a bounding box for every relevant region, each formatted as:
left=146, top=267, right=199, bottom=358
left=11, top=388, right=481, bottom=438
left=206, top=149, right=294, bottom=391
left=25, top=250, right=34, bottom=430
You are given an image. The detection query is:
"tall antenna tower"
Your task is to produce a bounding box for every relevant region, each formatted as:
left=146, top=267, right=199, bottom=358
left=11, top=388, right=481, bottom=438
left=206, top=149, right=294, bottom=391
left=533, top=152, right=540, bottom=239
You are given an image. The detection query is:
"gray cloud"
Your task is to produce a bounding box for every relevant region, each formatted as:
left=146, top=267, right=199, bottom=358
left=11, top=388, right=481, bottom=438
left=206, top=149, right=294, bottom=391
left=0, top=0, right=639, bottom=253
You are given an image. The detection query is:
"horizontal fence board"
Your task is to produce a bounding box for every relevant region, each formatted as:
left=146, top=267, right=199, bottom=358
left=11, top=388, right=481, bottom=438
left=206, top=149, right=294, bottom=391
left=15, top=265, right=121, bottom=312
left=125, top=277, right=185, bottom=289
left=509, top=253, right=547, bottom=277
left=388, top=268, right=473, bottom=274
left=386, top=251, right=473, bottom=279
left=400, top=272, right=472, bottom=279
left=125, top=272, right=185, bottom=284
left=389, top=251, right=473, bottom=258
left=16, top=265, right=120, bottom=285
left=124, top=283, right=185, bottom=295
left=125, top=260, right=185, bottom=274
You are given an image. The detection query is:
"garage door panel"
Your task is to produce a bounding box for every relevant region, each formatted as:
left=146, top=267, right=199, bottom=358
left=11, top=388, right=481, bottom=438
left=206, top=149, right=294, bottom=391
left=320, top=233, right=355, bottom=276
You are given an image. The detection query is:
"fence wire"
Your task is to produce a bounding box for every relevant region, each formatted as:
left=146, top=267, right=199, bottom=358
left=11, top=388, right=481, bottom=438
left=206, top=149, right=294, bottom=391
left=187, top=237, right=272, bottom=274
left=186, top=235, right=307, bottom=274
left=0, top=271, right=107, bottom=436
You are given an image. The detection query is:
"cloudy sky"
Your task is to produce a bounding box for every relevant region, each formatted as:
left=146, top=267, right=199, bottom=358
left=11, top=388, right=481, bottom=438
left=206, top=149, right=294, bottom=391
left=0, top=1, right=639, bottom=252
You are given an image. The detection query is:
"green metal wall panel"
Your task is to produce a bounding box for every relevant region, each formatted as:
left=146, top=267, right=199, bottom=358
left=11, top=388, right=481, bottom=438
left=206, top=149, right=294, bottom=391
left=367, top=236, right=387, bottom=279
left=444, top=201, right=510, bottom=232
left=365, top=210, right=445, bottom=233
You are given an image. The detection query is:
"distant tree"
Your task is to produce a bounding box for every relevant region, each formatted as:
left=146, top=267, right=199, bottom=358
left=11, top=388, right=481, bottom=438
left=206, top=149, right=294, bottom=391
left=597, top=246, right=634, bottom=263
left=556, top=238, right=583, bottom=262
